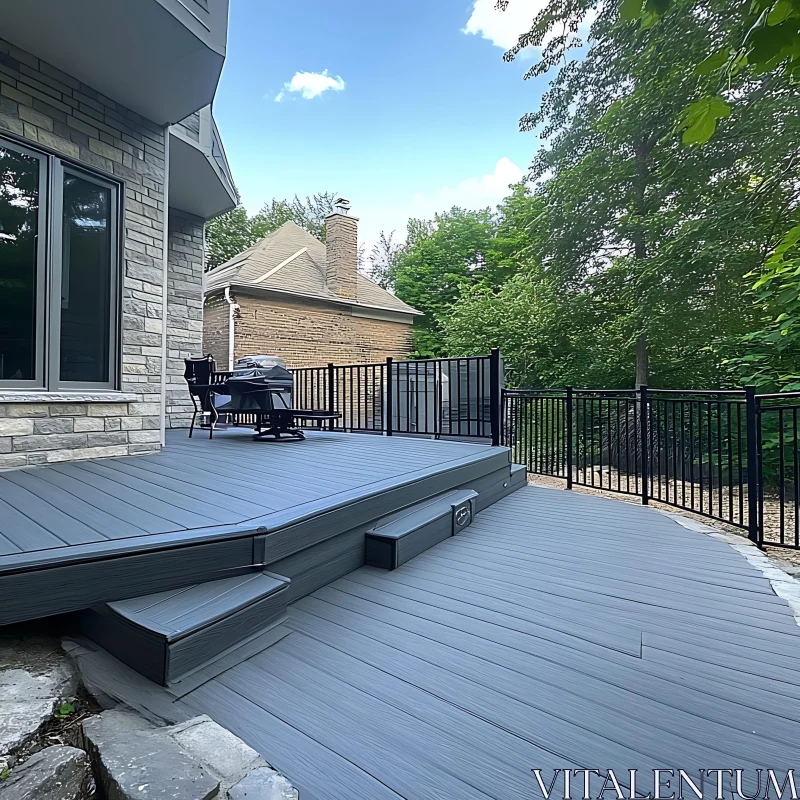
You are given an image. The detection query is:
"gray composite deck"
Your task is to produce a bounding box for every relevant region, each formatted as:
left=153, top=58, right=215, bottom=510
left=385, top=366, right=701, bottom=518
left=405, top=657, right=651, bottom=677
left=0, top=430, right=496, bottom=561
left=0, top=429, right=508, bottom=623
left=71, top=484, right=800, bottom=800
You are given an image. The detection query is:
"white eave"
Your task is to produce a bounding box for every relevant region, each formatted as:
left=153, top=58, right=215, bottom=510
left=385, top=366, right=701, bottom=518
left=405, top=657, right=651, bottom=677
left=208, top=281, right=423, bottom=321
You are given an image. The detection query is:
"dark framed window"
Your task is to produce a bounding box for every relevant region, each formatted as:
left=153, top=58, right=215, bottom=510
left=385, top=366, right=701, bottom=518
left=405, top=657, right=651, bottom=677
left=0, top=136, right=120, bottom=390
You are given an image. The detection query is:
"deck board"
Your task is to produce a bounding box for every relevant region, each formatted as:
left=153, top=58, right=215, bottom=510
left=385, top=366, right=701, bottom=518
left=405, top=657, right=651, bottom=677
left=2, top=469, right=149, bottom=539
left=181, top=681, right=406, bottom=800
left=69, top=484, right=800, bottom=799
left=0, top=429, right=496, bottom=561
left=400, top=557, right=800, bottom=657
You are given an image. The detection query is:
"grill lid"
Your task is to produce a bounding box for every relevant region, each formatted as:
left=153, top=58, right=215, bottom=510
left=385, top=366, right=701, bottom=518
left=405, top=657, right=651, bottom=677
left=235, top=354, right=287, bottom=370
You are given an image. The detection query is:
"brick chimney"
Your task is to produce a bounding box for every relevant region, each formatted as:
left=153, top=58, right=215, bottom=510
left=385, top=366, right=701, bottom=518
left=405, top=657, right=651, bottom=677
left=325, top=205, right=358, bottom=300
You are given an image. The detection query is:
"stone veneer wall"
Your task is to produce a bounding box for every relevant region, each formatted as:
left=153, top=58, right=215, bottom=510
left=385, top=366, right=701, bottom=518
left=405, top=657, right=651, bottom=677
left=165, top=209, right=205, bottom=428
left=203, top=290, right=414, bottom=369
left=0, top=400, right=151, bottom=469
left=0, top=38, right=166, bottom=468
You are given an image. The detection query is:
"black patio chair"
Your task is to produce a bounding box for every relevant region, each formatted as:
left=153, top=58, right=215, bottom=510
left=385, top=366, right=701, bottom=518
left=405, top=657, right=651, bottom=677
left=184, top=355, right=219, bottom=438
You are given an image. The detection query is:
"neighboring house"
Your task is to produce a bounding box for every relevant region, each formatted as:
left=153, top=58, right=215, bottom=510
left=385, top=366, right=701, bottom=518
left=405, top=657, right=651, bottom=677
left=203, top=210, right=422, bottom=369
left=0, top=0, right=237, bottom=467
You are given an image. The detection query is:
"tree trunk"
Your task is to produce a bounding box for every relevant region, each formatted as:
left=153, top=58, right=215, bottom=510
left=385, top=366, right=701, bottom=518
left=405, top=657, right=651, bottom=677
left=635, top=332, right=649, bottom=388
left=632, top=137, right=653, bottom=389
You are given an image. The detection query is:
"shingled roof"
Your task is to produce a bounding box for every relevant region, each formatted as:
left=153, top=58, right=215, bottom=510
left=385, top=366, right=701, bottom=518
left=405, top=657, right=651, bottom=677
left=204, top=221, right=421, bottom=316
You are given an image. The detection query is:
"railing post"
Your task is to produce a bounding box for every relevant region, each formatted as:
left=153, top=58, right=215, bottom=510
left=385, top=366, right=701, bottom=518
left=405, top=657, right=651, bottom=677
left=566, top=386, right=573, bottom=489
left=639, top=385, right=649, bottom=505
left=327, top=363, right=336, bottom=431
left=385, top=357, right=393, bottom=437
left=489, top=348, right=501, bottom=446
left=745, top=385, right=761, bottom=545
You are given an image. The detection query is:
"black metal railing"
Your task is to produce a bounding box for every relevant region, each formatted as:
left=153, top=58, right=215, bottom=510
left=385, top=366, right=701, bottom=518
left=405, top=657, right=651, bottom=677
left=646, top=390, right=750, bottom=529
left=502, top=385, right=800, bottom=549
left=289, top=349, right=502, bottom=443
left=572, top=389, right=643, bottom=497
left=503, top=390, right=568, bottom=478
left=291, top=365, right=330, bottom=423
left=757, top=392, right=800, bottom=548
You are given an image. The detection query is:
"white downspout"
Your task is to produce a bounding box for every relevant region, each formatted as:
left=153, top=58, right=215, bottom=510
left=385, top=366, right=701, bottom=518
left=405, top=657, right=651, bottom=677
left=160, top=125, right=170, bottom=448
left=224, top=286, right=239, bottom=371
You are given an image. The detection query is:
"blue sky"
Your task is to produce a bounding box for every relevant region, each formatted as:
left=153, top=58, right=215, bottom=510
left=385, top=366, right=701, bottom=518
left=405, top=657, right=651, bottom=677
left=213, top=0, right=546, bottom=249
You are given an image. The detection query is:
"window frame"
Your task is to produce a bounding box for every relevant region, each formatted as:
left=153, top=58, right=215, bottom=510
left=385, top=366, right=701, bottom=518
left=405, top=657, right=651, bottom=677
left=49, top=161, right=121, bottom=391
left=0, top=139, right=49, bottom=389
left=0, top=134, right=123, bottom=392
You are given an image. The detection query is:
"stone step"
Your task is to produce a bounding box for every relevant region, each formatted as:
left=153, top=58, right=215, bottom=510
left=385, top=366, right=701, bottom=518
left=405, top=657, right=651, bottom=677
left=365, top=489, right=478, bottom=570
left=77, top=569, right=290, bottom=685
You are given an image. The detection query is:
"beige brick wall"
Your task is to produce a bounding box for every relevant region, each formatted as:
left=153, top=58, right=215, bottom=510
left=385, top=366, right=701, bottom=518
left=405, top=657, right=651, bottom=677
left=324, top=213, right=358, bottom=299
left=204, top=290, right=414, bottom=369
left=204, top=292, right=233, bottom=370
left=0, top=37, right=167, bottom=467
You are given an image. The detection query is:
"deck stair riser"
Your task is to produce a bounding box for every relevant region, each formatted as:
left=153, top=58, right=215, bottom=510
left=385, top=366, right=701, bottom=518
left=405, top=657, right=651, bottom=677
left=365, top=489, right=479, bottom=570
left=77, top=569, right=290, bottom=686
left=471, top=462, right=527, bottom=512
left=267, top=462, right=527, bottom=599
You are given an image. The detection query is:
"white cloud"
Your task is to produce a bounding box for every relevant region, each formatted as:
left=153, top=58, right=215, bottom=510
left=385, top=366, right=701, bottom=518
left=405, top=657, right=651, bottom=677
left=464, top=0, right=594, bottom=58
left=357, top=157, right=525, bottom=256
left=410, top=157, right=524, bottom=219
left=274, top=70, right=345, bottom=102
left=463, top=0, right=543, bottom=51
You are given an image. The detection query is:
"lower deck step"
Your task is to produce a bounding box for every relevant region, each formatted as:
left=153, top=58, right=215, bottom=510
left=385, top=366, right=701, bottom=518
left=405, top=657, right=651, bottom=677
left=77, top=569, right=290, bottom=685
left=365, top=489, right=478, bottom=570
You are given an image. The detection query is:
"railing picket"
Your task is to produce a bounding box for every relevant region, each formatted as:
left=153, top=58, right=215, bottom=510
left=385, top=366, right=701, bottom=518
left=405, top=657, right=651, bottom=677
left=698, top=402, right=704, bottom=515
left=717, top=402, right=723, bottom=519
left=680, top=401, right=686, bottom=509
left=794, top=408, right=799, bottom=548
left=779, top=408, right=785, bottom=542
left=727, top=403, right=733, bottom=523
left=737, top=403, right=743, bottom=526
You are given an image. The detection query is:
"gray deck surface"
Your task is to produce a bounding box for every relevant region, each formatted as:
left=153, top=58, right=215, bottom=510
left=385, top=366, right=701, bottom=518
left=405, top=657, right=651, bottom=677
left=73, top=485, right=800, bottom=800
left=0, top=429, right=495, bottom=566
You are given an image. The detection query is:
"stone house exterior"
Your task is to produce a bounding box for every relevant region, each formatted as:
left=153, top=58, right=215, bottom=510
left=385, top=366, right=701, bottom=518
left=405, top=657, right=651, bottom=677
left=204, top=213, right=421, bottom=369
left=0, top=2, right=236, bottom=467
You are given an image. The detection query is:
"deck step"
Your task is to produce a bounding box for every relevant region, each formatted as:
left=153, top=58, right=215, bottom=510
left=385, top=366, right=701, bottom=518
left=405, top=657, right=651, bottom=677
left=77, top=569, right=290, bottom=685
left=365, top=489, right=478, bottom=570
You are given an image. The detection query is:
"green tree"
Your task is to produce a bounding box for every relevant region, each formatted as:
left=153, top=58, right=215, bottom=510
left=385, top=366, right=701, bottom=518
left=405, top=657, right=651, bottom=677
left=363, top=230, right=401, bottom=289
left=204, top=205, right=253, bottom=271
left=390, top=208, right=500, bottom=356
left=496, top=0, right=799, bottom=387
left=731, top=223, right=800, bottom=390
left=444, top=261, right=641, bottom=389
left=618, top=0, right=800, bottom=145
left=250, top=192, right=337, bottom=243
